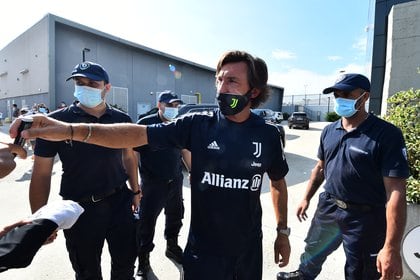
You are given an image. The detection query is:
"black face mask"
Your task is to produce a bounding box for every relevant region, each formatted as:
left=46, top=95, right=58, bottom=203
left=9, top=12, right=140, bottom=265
left=217, top=91, right=253, bottom=116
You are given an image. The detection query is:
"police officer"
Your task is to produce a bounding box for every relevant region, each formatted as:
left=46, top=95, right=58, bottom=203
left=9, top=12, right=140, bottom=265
left=134, top=91, right=185, bottom=280
left=277, top=74, right=409, bottom=280
left=29, top=62, right=140, bottom=280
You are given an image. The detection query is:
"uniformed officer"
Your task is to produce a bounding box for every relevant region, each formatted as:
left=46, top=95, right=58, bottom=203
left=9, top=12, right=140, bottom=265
left=29, top=62, right=140, bottom=280
left=134, top=91, right=186, bottom=280
left=277, top=74, right=409, bottom=280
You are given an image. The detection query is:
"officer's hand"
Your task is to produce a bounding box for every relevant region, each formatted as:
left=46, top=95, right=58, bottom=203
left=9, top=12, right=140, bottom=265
left=296, top=199, right=309, bottom=222
left=376, top=246, right=403, bottom=279
left=132, top=190, right=141, bottom=211
left=274, top=234, right=291, bottom=267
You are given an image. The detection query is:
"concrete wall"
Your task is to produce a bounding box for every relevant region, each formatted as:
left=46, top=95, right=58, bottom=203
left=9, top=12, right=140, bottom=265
left=370, top=0, right=414, bottom=114
left=381, top=0, right=420, bottom=115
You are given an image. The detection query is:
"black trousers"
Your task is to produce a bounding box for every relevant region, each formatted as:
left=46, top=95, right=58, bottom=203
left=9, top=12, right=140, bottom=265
left=298, top=192, right=385, bottom=280
left=183, top=236, right=263, bottom=280
left=136, top=175, right=184, bottom=254
left=0, top=219, right=58, bottom=272
left=64, top=188, right=136, bottom=280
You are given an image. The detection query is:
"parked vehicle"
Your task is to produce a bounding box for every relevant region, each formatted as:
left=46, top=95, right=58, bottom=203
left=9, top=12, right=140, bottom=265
left=176, top=104, right=286, bottom=147
left=251, top=109, right=286, bottom=147
left=176, top=103, right=219, bottom=117
left=251, top=108, right=275, bottom=121
left=137, top=107, right=158, bottom=120
left=288, top=112, right=310, bottom=129
left=273, top=111, right=284, bottom=123
left=252, top=109, right=284, bottom=124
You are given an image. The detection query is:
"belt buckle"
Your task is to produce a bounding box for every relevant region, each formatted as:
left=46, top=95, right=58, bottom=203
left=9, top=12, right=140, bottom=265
left=335, top=199, right=348, bottom=209
left=91, top=195, right=103, bottom=203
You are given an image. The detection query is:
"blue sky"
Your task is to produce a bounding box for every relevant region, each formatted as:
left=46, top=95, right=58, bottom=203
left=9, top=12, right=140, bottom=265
left=0, top=0, right=374, bottom=95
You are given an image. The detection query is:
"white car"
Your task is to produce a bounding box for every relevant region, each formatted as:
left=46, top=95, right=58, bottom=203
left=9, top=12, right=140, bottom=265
left=273, top=111, right=284, bottom=123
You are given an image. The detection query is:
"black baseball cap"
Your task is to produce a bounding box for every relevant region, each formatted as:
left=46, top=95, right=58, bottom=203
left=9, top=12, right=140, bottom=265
left=66, top=61, right=109, bottom=84
left=158, top=90, right=182, bottom=104
left=323, top=73, right=370, bottom=94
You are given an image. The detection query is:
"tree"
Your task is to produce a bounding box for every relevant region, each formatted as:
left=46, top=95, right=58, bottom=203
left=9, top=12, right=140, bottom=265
left=384, top=87, right=420, bottom=204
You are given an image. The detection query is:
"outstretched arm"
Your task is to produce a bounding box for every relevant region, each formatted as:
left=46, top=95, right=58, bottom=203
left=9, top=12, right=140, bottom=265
left=10, top=115, right=148, bottom=149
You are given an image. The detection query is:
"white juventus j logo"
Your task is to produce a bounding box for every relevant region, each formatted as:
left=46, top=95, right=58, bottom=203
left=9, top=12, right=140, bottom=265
left=253, top=142, right=261, bottom=158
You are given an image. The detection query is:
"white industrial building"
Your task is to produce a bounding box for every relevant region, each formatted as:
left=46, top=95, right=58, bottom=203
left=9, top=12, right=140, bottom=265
left=0, top=13, right=285, bottom=121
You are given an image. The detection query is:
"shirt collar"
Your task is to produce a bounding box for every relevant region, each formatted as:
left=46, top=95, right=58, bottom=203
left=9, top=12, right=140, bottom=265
left=69, top=103, right=114, bottom=117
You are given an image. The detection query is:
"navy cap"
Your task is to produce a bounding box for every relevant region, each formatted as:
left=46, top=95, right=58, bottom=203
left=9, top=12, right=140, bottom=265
left=323, top=73, right=370, bottom=94
left=66, top=61, right=109, bottom=84
left=158, top=90, right=183, bottom=104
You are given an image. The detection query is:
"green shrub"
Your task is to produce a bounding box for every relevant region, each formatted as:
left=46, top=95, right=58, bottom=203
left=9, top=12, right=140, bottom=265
left=384, top=88, right=420, bottom=204
left=325, top=112, right=341, bottom=122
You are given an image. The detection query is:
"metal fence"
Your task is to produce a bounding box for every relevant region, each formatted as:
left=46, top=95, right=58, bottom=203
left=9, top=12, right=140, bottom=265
left=282, top=94, right=333, bottom=121
left=282, top=93, right=369, bottom=121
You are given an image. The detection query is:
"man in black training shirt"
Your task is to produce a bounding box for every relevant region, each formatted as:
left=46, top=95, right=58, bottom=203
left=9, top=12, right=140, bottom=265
left=12, top=51, right=291, bottom=280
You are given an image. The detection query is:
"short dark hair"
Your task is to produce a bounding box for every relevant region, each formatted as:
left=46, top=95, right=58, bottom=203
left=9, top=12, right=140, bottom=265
left=216, top=50, right=270, bottom=108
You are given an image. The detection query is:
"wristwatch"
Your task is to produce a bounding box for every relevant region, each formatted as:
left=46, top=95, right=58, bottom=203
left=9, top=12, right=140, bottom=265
left=276, top=226, right=291, bottom=236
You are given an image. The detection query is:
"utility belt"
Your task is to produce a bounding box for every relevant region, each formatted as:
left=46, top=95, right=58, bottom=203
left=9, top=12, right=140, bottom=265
left=72, top=184, right=126, bottom=203
left=326, top=192, right=381, bottom=212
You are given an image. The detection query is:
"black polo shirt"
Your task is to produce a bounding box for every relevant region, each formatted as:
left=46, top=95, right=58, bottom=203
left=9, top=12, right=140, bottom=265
left=133, top=113, right=182, bottom=181
left=147, top=109, right=289, bottom=256
left=319, top=114, right=410, bottom=205
left=35, top=104, right=132, bottom=201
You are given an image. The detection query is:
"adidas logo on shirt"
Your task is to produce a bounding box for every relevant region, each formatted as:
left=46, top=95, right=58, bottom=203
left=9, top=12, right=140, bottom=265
left=207, top=141, right=220, bottom=150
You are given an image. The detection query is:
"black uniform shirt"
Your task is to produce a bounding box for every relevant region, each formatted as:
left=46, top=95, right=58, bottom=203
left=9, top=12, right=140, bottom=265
left=133, top=113, right=183, bottom=181
left=319, top=114, right=410, bottom=205
left=147, top=109, right=289, bottom=255
left=35, top=104, right=132, bottom=201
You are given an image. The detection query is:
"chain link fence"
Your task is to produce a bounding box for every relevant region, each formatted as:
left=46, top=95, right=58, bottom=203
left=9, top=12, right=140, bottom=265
left=282, top=94, right=369, bottom=121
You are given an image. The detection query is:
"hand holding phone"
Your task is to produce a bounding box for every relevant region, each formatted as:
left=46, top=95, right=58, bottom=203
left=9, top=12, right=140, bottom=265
left=13, top=117, right=33, bottom=147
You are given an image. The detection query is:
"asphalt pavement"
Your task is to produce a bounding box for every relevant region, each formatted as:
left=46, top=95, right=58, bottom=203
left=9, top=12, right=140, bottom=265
left=0, top=121, right=348, bottom=280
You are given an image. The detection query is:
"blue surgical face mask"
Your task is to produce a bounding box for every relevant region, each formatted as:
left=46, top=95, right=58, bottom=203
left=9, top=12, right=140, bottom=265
left=334, top=92, right=366, bottom=118
left=74, top=85, right=104, bottom=108
left=162, top=107, right=178, bottom=120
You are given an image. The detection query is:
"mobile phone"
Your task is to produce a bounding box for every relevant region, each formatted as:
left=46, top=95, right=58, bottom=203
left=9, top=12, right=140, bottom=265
left=13, top=116, right=33, bottom=147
